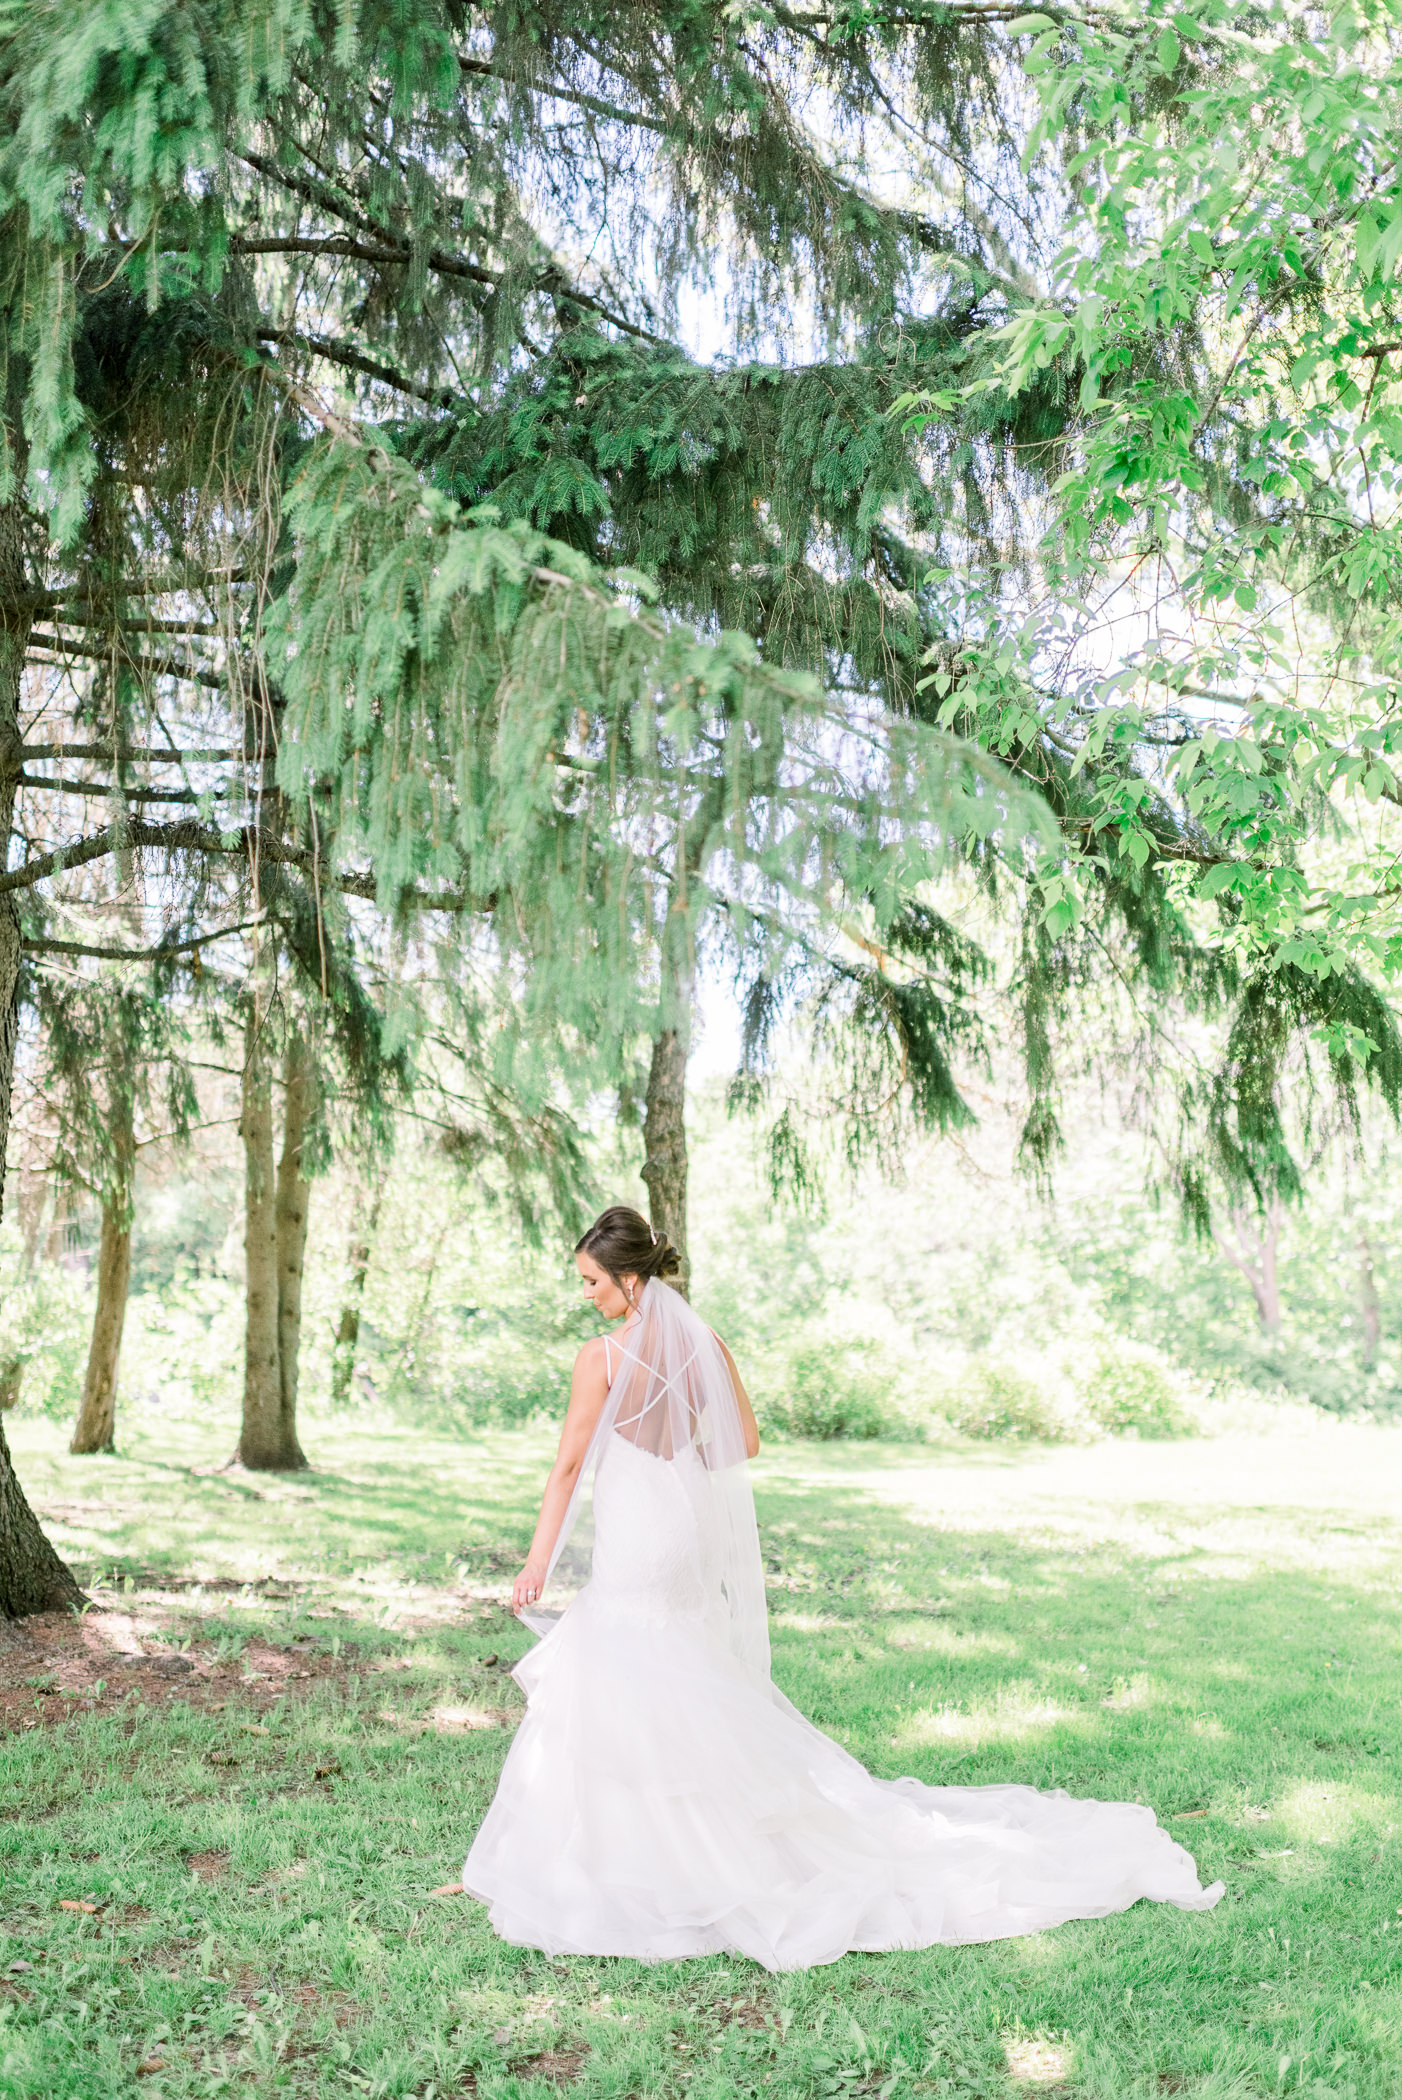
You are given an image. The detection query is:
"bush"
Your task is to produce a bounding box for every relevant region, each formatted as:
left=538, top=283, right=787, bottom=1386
left=951, top=1360, right=1067, bottom=1442
left=768, top=1344, right=891, bottom=1440
left=0, top=1234, right=92, bottom=1422
left=1079, top=1345, right=1194, bottom=1439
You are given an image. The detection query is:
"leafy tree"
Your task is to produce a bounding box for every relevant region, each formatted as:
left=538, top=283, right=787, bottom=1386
left=886, top=0, right=1402, bottom=1222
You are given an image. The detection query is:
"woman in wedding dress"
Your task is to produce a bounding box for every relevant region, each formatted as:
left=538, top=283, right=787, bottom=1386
left=463, top=1206, right=1222, bottom=1972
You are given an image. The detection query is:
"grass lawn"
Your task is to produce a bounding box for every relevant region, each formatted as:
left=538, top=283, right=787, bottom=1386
left=4, top=1408, right=1402, bottom=2098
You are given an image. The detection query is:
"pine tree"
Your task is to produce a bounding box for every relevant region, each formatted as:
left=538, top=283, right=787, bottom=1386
left=2, top=0, right=1393, bottom=1605
left=0, top=0, right=1073, bottom=1276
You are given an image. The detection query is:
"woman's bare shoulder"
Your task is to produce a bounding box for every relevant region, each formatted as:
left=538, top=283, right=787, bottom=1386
left=573, top=1333, right=612, bottom=1381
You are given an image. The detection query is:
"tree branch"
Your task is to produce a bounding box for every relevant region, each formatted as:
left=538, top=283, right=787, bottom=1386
left=9, top=569, right=251, bottom=614
left=0, top=818, right=485, bottom=913
left=22, top=920, right=262, bottom=962
left=20, top=744, right=239, bottom=763
left=18, top=774, right=235, bottom=807
left=256, top=326, right=462, bottom=408
left=457, top=53, right=667, bottom=135
left=0, top=819, right=373, bottom=898
left=28, top=632, right=224, bottom=689
left=229, top=236, right=669, bottom=347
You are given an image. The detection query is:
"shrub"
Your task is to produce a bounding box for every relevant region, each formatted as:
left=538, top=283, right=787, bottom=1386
left=0, top=1236, right=92, bottom=1422
left=1079, top=1346, right=1194, bottom=1439
left=951, top=1360, right=1067, bottom=1442
left=770, top=1344, right=891, bottom=1439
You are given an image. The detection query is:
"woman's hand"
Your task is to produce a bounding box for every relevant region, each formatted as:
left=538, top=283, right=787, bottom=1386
left=512, top=1560, right=547, bottom=1615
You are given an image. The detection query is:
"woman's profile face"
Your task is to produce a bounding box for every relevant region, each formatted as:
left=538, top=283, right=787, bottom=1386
left=576, top=1251, right=636, bottom=1321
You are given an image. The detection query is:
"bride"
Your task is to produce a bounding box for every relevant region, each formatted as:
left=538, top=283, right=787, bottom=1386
left=463, top=1206, right=1222, bottom=1971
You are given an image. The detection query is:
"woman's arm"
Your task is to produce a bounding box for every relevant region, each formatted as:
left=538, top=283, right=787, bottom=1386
left=713, top=1332, right=761, bottom=1459
left=510, top=1339, right=611, bottom=1614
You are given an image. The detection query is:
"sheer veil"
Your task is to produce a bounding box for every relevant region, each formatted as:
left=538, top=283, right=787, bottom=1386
left=520, top=1279, right=770, bottom=1683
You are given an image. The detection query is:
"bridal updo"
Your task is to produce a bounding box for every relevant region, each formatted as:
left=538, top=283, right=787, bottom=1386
left=574, top=1205, right=681, bottom=1285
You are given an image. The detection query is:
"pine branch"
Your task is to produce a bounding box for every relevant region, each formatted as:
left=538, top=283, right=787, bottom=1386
left=22, top=920, right=261, bottom=962
left=256, top=326, right=461, bottom=408
left=0, top=817, right=484, bottom=913
left=35, top=614, right=222, bottom=636
left=770, top=2, right=1090, bottom=20
left=239, top=147, right=393, bottom=246
left=0, top=819, right=373, bottom=899
left=20, top=744, right=239, bottom=762
left=28, top=633, right=223, bottom=690
left=229, top=237, right=669, bottom=347
left=457, top=54, right=667, bottom=135
left=18, top=774, right=235, bottom=806
left=11, top=571, right=251, bottom=613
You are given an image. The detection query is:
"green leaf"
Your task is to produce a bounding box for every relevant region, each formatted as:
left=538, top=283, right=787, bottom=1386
left=1156, top=27, right=1182, bottom=72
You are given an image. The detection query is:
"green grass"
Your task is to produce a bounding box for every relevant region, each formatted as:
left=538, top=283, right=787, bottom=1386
left=5, top=1410, right=1402, bottom=2097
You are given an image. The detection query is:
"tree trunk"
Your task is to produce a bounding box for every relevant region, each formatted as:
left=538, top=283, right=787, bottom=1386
left=0, top=1414, right=84, bottom=1616
left=239, top=1001, right=299, bottom=1468
left=0, top=489, right=82, bottom=1614
left=332, top=1172, right=383, bottom=1405
left=0, top=510, right=22, bottom=1233
left=1360, top=1231, right=1382, bottom=1369
left=70, top=1180, right=134, bottom=1455
left=274, top=1038, right=312, bottom=1466
left=1217, top=1201, right=1283, bottom=1338
left=641, top=947, right=694, bottom=1295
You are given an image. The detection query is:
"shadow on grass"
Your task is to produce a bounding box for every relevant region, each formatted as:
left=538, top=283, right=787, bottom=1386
left=5, top=1437, right=1402, bottom=2095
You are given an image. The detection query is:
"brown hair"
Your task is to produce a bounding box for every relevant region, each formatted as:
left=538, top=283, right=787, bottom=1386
left=574, top=1205, right=681, bottom=1286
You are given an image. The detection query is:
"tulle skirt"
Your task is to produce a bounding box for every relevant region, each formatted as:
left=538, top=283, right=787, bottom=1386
left=463, top=1581, right=1223, bottom=1972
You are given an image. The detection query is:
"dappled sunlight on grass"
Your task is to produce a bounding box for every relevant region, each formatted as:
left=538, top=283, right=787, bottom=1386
left=1101, top=1672, right=1154, bottom=1711
left=887, top=1623, right=1021, bottom=1659
left=7, top=1413, right=1402, bottom=2093
left=897, top=1690, right=1083, bottom=1750
left=1002, top=2033, right=1073, bottom=2087
left=1274, top=1778, right=1393, bottom=1849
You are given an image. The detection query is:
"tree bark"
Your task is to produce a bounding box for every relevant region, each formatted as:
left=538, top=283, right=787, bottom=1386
left=70, top=1127, right=135, bottom=1455
left=331, top=1172, right=383, bottom=1405
left=239, top=999, right=299, bottom=1467
left=274, top=1037, right=312, bottom=1466
left=641, top=945, right=694, bottom=1295
left=0, top=489, right=83, bottom=1613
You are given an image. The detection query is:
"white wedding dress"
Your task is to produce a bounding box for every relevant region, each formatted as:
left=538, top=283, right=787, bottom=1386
left=463, top=1286, right=1222, bottom=1971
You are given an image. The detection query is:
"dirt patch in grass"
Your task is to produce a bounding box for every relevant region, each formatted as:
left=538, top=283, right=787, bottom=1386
left=184, top=1849, right=229, bottom=1883
left=0, top=1609, right=361, bottom=1734
left=522, top=2044, right=590, bottom=2084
